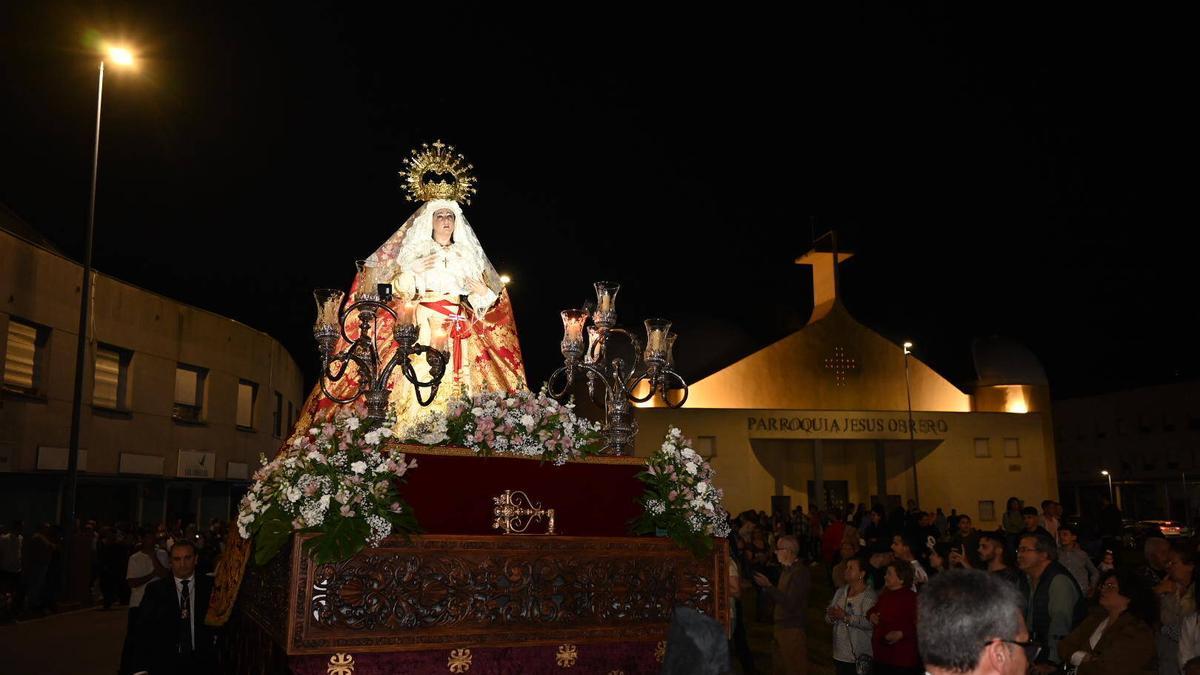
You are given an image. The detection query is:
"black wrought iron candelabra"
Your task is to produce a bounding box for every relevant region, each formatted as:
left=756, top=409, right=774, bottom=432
left=312, top=266, right=449, bottom=425
left=547, top=282, right=689, bottom=454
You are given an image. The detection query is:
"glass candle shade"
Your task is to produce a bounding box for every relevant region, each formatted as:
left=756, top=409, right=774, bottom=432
left=584, top=326, right=603, bottom=364
left=313, top=289, right=346, bottom=330
left=643, top=318, right=672, bottom=362
left=666, top=332, right=677, bottom=367
left=593, top=281, right=619, bottom=326
left=429, top=318, right=451, bottom=352
left=395, top=294, right=420, bottom=327
left=355, top=259, right=381, bottom=301
left=560, top=309, right=590, bottom=359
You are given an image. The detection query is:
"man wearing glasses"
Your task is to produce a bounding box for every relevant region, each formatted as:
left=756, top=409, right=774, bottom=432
left=919, top=569, right=1037, bottom=675
left=1016, top=532, right=1085, bottom=673
left=753, top=535, right=811, bottom=675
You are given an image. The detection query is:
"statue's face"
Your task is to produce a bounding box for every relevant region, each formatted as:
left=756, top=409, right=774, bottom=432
left=432, top=208, right=456, bottom=243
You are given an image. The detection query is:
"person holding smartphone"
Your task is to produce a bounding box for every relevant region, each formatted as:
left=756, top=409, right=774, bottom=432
left=947, top=515, right=982, bottom=569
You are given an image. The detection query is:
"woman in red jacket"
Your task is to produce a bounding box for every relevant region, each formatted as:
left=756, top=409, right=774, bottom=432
left=868, top=560, right=921, bottom=675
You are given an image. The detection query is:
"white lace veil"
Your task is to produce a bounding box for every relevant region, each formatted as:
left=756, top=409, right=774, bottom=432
left=365, top=199, right=502, bottom=293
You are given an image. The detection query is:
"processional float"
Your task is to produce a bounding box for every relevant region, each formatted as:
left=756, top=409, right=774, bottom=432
left=210, top=142, right=726, bottom=675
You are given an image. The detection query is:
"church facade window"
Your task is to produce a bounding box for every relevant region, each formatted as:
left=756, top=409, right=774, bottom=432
left=978, top=500, right=996, bottom=522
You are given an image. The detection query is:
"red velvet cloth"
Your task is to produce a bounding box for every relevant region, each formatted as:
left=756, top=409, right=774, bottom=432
left=288, top=641, right=663, bottom=674
left=397, top=449, right=646, bottom=536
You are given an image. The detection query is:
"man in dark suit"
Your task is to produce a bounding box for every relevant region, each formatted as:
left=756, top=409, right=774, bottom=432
left=132, top=539, right=216, bottom=675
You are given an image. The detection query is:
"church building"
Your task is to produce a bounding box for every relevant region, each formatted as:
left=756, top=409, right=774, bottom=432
left=633, top=243, right=1058, bottom=525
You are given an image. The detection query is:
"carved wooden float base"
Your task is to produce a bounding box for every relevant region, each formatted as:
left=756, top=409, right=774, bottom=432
left=239, top=533, right=728, bottom=657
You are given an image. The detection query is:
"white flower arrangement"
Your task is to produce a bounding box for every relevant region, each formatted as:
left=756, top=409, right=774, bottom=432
left=634, top=426, right=730, bottom=557
left=434, top=388, right=604, bottom=464
left=237, top=401, right=419, bottom=565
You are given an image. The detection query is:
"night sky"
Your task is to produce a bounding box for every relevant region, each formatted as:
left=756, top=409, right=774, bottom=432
left=0, top=3, right=1190, bottom=399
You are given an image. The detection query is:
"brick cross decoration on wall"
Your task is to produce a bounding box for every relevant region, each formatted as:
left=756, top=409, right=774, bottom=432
left=823, top=346, right=859, bottom=386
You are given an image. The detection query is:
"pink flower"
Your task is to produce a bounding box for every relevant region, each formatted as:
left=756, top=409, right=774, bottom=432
left=303, top=482, right=320, bottom=497
left=322, top=423, right=335, bottom=437
left=668, top=490, right=678, bottom=502
left=389, top=502, right=403, bottom=513
left=339, top=505, right=355, bottom=518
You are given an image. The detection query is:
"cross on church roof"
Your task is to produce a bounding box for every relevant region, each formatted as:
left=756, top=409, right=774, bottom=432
left=823, top=346, right=859, bottom=386
left=796, top=229, right=854, bottom=325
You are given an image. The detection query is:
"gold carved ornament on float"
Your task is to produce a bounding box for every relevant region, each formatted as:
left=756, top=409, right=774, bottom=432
left=448, top=648, right=473, bottom=673
left=399, top=140, right=477, bottom=204
left=556, top=644, right=578, bottom=668
left=327, top=653, right=354, bottom=675
left=492, top=489, right=556, bottom=535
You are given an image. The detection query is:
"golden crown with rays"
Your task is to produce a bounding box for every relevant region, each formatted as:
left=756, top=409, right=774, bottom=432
left=399, top=140, right=477, bottom=204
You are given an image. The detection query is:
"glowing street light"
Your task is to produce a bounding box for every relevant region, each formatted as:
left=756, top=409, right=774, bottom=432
left=105, top=45, right=136, bottom=68
left=902, top=340, right=918, bottom=507
left=1101, top=470, right=1113, bottom=502
left=64, top=38, right=140, bottom=541
left=499, top=274, right=511, bottom=285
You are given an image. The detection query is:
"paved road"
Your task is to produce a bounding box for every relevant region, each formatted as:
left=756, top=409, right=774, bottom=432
left=0, top=606, right=127, bottom=675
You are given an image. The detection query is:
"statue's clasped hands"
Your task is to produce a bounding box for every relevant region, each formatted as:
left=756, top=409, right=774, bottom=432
left=413, top=252, right=441, bottom=273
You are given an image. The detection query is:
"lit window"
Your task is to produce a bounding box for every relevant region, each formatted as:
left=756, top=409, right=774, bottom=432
left=974, top=438, right=990, bottom=458
left=1003, top=438, right=1020, bottom=458
left=3, top=318, right=49, bottom=395
left=173, top=364, right=207, bottom=423
left=93, top=344, right=132, bottom=409
left=236, top=380, right=257, bottom=429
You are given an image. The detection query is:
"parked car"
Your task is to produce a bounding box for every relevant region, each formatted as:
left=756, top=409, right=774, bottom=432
left=1138, top=520, right=1192, bottom=539
left=1119, top=519, right=1193, bottom=548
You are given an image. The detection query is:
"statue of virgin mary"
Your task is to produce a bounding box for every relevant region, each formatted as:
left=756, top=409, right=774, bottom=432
left=294, top=142, right=528, bottom=439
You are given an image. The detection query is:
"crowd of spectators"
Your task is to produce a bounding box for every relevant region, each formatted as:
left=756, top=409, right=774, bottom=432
left=0, top=517, right=230, bottom=623
left=727, top=497, right=1200, bottom=674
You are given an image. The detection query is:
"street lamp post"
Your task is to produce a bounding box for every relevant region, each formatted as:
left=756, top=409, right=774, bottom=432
left=63, top=45, right=136, bottom=539
left=903, top=341, right=919, bottom=508
left=1101, top=470, right=1113, bottom=503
